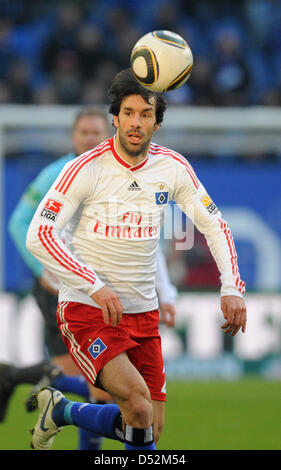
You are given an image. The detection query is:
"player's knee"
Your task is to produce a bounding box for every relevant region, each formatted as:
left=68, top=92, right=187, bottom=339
left=129, top=397, right=153, bottom=428
left=126, top=386, right=153, bottom=428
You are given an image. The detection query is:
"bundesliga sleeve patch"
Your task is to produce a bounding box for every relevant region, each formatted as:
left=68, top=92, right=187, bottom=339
left=40, top=198, right=63, bottom=222
left=201, top=193, right=218, bottom=214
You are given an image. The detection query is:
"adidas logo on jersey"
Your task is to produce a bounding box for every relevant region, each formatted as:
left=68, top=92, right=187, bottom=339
left=128, top=181, right=142, bottom=191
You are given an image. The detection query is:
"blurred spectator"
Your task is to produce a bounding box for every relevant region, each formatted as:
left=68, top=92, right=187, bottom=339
left=76, top=24, right=106, bottom=80
left=104, top=6, right=133, bottom=38
left=31, top=83, right=59, bottom=105
left=112, top=26, right=142, bottom=70
left=104, top=7, right=141, bottom=70
left=49, top=49, right=81, bottom=104
left=0, top=18, right=16, bottom=80
left=80, top=80, right=108, bottom=106
left=153, top=1, right=182, bottom=32
left=211, top=28, right=251, bottom=106
left=188, top=57, right=217, bottom=106
left=260, top=88, right=281, bottom=107
left=0, top=81, right=12, bottom=103
left=7, top=58, right=32, bottom=103
left=0, top=0, right=47, bottom=25
left=40, top=3, right=83, bottom=74
left=93, top=61, right=120, bottom=91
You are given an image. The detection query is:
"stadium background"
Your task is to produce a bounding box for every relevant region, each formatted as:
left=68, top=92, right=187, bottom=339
left=0, top=0, right=280, bottom=451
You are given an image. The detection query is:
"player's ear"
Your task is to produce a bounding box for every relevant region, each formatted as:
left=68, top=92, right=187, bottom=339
left=154, top=122, right=161, bottom=132
left=113, top=115, right=119, bottom=128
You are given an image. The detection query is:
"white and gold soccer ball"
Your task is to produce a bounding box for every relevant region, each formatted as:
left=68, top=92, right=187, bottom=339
left=130, top=30, right=193, bottom=93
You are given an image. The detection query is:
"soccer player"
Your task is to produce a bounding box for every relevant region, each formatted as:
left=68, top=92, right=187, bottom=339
left=4, top=106, right=177, bottom=450
left=26, top=69, right=246, bottom=451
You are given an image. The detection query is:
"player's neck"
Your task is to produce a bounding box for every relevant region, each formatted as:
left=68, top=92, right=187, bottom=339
left=114, top=135, right=149, bottom=167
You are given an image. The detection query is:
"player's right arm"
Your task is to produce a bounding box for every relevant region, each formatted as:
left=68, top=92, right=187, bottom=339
left=26, top=158, right=123, bottom=325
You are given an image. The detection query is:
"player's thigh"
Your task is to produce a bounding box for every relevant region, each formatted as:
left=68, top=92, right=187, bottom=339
left=52, top=354, right=112, bottom=402
left=152, top=399, right=165, bottom=444
left=99, top=351, right=151, bottom=402
left=100, top=352, right=153, bottom=428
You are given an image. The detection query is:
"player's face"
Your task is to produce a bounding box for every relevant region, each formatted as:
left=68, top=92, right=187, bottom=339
left=113, top=94, right=160, bottom=160
left=72, top=115, right=109, bottom=155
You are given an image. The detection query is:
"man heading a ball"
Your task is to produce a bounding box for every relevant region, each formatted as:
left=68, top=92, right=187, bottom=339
left=27, top=68, right=246, bottom=451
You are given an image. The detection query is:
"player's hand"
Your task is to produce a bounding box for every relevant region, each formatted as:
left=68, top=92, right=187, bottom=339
left=90, top=286, right=123, bottom=327
left=159, top=302, right=176, bottom=327
left=221, top=295, right=247, bottom=336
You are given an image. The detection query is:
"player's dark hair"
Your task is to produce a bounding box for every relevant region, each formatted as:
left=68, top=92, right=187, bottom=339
left=108, top=68, right=167, bottom=125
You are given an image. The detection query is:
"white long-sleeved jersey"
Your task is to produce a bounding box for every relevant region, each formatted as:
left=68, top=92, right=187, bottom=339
left=26, top=137, right=245, bottom=313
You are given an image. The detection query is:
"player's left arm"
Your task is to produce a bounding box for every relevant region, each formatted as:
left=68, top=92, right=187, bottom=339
left=173, top=161, right=247, bottom=336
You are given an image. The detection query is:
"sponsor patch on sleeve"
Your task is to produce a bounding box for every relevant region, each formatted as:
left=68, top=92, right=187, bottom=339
left=200, top=193, right=218, bottom=214
left=40, top=198, right=63, bottom=222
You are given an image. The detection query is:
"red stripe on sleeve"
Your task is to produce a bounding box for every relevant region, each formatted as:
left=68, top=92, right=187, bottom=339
left=38, top=225, right=96, bottom=285
left=149, top=144, right=199, bottom=190
left=219, top=218, right=245, bottom=294
left=55, top=140, right=110, bottom=195
left=46, top=226, right=96, bottom=280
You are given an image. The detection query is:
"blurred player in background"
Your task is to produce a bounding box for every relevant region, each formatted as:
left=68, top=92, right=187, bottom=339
left=26, top=69, right=246, bottom=451
left=2, top=106, right=177, bottom=450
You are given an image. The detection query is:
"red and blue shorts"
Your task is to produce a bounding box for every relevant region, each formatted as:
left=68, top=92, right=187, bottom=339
left=57, top=301, right=166, bottom=402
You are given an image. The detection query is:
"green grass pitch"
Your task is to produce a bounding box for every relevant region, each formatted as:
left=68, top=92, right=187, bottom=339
left=0, top=379, right=280, bottom=450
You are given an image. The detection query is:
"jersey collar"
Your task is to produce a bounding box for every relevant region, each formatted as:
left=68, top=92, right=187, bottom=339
left=110, top=136, right=149, bottom=172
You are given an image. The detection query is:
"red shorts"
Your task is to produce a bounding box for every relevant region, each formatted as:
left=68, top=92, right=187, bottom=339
left=56, top=301, right=166, bottom=402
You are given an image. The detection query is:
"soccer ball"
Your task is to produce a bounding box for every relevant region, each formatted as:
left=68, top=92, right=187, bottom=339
left=130, top=30, right=193, bottom=93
